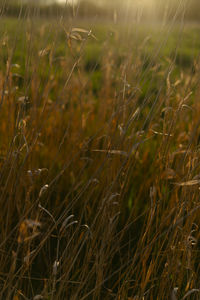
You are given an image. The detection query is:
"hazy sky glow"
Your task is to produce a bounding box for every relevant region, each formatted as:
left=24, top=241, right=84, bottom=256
left=55, top=0, right=156, bottom=10
left=54, top=0, right=157, bottom=17
left=56, top=0, right=78, bottom=3
left=55, top=0, right=154, bottom=5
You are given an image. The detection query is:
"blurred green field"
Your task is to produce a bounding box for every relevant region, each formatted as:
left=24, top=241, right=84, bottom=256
left=1, top=17, right=200, bottom=100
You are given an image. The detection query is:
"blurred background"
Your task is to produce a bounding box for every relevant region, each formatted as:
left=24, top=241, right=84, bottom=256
left=1, top=0, right=200, bottom=22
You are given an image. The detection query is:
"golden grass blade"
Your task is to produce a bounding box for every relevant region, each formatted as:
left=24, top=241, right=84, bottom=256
left=92, top=149, right=128, bottom=157
left=174, top=180, right=200, bottom=186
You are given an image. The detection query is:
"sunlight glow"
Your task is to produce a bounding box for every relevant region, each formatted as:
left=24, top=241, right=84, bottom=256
left=56, top=0, right=78, bottom=3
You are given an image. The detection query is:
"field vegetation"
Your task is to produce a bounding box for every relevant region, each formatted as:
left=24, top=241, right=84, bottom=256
left=0, top=0, right=200, bottom=299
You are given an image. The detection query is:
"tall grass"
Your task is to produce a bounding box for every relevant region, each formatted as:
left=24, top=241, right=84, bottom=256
left=0, top=0, right=200, bottom=299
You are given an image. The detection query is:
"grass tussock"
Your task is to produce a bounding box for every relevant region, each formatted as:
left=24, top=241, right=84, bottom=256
left=0, top=3, right=200, bottom=300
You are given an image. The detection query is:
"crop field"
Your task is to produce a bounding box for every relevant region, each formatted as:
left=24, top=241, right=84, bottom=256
left=0, top=7, right=200, bottom=300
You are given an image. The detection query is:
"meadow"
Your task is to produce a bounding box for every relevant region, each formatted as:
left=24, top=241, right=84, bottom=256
left=0, top=5, right=200, bottom=299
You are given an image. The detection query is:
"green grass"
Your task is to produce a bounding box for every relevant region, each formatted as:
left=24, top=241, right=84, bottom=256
left=1, top=18, right=199, bottom=98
